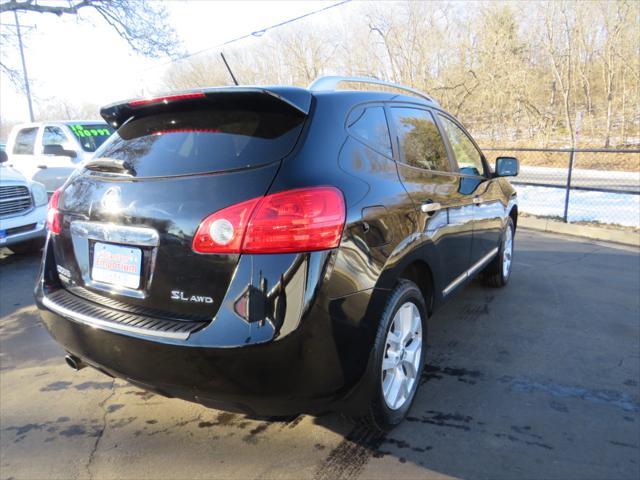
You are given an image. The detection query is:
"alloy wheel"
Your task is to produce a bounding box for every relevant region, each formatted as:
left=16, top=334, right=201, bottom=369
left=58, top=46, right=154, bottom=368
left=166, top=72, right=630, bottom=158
left=503, top=226, right=513, bottom=278
left=381, top=301, right=422, bottom=410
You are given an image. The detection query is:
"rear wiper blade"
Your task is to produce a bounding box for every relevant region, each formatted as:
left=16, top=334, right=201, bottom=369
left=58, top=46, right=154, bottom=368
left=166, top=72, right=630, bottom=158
left=85, top=158, right=136, bottom=175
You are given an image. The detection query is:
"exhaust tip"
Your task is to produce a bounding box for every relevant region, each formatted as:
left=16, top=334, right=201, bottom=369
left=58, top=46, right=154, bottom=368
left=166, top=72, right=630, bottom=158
left=64, top=354, right=86, bottom=371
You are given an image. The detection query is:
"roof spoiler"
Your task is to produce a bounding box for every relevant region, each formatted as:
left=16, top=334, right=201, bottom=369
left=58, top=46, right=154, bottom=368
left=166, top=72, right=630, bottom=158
left=100, top=86, right=313, bottom=129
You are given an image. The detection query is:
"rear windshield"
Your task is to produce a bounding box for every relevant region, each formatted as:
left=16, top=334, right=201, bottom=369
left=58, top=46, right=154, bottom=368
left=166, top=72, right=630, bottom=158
left=92, top=105, right=306, bottom=177
left=68, top=124, right=114, bottom=152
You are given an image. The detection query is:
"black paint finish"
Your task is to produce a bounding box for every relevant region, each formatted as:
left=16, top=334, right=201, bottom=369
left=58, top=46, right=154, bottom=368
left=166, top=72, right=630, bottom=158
left=35, top=87, right=517, bottom=416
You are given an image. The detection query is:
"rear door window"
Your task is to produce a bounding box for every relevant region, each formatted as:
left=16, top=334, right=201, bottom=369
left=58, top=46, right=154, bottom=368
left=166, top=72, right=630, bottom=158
left=438, top=115, right=485, bottom=176
left=12, top=127, right=38, bottom=155
left=347, top=106, right=392, bottom=157
left=93, top=106, right=306, bottom=177
left=390, top=108, right=449, bottom=172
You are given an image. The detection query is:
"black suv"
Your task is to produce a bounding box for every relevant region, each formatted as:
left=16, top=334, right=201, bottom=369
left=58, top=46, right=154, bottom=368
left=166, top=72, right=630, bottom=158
left=35, top=76, right=519, bottom=430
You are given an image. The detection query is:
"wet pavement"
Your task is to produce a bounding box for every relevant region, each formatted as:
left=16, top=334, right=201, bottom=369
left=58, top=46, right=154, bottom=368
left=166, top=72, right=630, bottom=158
left=1, top=229, right=639, bottom=480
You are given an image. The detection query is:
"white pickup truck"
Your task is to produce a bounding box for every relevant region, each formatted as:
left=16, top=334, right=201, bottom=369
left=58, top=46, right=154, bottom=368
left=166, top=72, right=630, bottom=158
left=0, top=150, right=48, bottom=254
left=6, top=120, right=114, bottom=193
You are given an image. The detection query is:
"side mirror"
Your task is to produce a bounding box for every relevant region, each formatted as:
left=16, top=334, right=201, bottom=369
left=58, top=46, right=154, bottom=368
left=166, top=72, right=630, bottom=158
left=0, top=151, right=7, bottom=163
left=43, top=144, right=77, bottom=158
left=495, top=156, right=519, bottom=177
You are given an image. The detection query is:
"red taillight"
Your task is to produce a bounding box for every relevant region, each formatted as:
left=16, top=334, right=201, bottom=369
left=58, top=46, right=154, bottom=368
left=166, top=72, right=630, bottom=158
left=128, top=91, right=206, bottom=107
left=244, top=187, right=345, bottom=253
left=192, top=197, right=261, bottom=254
left=192, top=187, right=346, bottom=254
left=47, top=189, right=62, bottom=235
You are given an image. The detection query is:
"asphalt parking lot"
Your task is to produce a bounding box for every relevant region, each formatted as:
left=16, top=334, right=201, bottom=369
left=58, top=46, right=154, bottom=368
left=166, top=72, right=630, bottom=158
left=1, top=229, right=638, bottom=480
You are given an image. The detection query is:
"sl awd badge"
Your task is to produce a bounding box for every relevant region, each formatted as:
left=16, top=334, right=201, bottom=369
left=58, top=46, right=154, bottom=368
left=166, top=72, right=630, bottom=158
left=171, top=290, right=214, bottom=304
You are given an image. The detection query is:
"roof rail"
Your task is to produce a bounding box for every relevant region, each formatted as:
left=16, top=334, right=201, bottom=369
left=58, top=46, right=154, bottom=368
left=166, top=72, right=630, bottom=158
left=308, top=76, right=438, bottom=105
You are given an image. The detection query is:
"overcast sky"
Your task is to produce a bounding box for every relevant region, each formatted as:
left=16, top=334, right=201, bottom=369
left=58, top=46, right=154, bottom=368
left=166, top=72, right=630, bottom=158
left=1, top=1, right=349, bottom=123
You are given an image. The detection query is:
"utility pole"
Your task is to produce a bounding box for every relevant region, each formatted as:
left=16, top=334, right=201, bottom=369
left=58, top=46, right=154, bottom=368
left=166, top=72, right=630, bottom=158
left=14, top=10, right=34, bottom=122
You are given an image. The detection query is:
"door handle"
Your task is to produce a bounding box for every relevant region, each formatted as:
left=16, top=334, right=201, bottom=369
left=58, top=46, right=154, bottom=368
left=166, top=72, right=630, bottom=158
left=37, top=165, right=48, bottom=169
left=473, top=196, right=481, bottom=205
left=421, top=201, right=442, bottom=213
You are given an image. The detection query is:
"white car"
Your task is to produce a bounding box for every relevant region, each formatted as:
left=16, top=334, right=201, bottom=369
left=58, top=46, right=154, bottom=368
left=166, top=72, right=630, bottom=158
left=6, top=120, right=114, bottom=193
left=0, top=150, right=48, bottom=254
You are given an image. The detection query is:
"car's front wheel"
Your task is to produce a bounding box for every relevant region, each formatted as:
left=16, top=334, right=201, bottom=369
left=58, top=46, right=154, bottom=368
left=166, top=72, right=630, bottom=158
left=355, top=279, right=427, bottom=431
left=483, top=216, right=515, bottom=287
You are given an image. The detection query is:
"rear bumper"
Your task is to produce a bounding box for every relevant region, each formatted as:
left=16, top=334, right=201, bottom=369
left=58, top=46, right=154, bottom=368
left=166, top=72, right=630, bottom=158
left=36, top=301, right=334, bottom=415
left=34, top=241, right=380, bottom=416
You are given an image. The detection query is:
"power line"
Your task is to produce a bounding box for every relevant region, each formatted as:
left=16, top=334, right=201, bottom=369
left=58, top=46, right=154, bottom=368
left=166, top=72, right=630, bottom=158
left=148, top=0, right=352, bottom=71
left=0, top=23, right=36, bottom=30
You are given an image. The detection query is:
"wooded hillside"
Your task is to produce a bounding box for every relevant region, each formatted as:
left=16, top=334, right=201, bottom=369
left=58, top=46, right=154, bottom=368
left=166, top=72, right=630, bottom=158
left=163, top=0, right=640, bottom=149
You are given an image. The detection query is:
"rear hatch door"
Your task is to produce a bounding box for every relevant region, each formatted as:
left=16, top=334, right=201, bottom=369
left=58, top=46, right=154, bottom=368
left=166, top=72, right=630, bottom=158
left=52, top=90, right=309, bottom=321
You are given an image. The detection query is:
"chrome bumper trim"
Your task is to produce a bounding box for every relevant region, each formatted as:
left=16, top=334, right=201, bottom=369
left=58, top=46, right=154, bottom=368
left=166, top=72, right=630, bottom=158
left=70, top=221, right=159, bottom=247
left=443, top=247, right=499, bottom=297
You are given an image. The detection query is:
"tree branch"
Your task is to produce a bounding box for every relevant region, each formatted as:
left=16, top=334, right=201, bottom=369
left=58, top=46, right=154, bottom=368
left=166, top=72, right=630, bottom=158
left=0, top=0, right=95, bottom=16
left=0, top=0, right=181, bottom=58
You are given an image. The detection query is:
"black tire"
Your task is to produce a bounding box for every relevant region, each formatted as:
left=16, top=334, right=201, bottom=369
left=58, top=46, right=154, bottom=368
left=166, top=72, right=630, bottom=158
left=353, top=279, right=427, bottom=432
left=482, top=217, right=514, bottom=288
left=8, top=238, right=45, bottom=255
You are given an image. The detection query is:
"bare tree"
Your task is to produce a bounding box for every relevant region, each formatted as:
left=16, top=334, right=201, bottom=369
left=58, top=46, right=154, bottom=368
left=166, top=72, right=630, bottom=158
left=6, top=0, right=636, bottom=149
left=598, top=0, right=631, bottom=147
left=541, top=1, right=577, bottom=147
left=575, top=3, right=597, bottom=136
left=270, top=23, right=339, bottom=85
left=163, top=55, right=231, bottom=91
left=35, top=97, right=101, bottom=120
left=1, top=0, right=181, bottom=89
left=155, top=0, right=640, bottom=149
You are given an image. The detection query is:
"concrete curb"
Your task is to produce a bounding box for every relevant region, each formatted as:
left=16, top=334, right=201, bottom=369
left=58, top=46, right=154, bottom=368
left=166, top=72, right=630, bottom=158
left=519, top=216, right=640, bottom=247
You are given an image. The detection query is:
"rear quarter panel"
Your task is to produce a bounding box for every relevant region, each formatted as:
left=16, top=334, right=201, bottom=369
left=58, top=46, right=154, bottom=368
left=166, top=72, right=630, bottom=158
left=269, top=94, right=418, bottom=299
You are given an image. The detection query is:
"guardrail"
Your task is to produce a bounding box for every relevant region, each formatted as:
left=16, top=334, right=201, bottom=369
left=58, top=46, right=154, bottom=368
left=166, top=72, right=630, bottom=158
left=482, top=147, right=640, bottom=226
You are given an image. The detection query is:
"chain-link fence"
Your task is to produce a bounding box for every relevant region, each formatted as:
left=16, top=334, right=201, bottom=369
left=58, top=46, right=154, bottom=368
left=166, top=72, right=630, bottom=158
left=482, top=147, right=640, bottom=229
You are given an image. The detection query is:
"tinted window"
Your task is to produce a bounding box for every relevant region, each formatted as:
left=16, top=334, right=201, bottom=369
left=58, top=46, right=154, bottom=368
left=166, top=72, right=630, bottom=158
left=391, top=108, right=449, bottom=171
left=93, top=106, right=305, bottom=177
left=68, top=124, right=114, bottom=152
left=438, top=115, right=484, bottom=176
left=42, top=126, right=68, bottom=146
left=347, top=106, right=391, bottom=156
left=12, top=127, right=38, bottom=155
